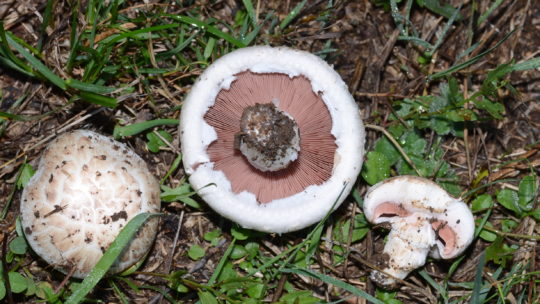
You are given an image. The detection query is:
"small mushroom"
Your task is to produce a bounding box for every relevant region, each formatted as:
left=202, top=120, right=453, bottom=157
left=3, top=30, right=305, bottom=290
left=180, top=46, right=365, bottom=233
left=20, top=130, right=160, bottom=278
left=363, top=175, right=474, bottom=289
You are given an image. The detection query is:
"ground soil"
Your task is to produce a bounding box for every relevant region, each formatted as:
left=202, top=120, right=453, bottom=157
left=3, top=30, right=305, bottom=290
left=0, top=0, right=538, bottom=303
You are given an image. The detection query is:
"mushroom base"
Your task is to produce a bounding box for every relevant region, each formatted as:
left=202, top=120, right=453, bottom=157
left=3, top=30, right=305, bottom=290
left=235, top=102, right=300, bottom=172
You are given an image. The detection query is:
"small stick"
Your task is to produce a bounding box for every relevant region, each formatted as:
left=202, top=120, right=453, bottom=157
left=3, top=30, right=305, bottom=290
left=54, top=266, right=76, bottom=293
left=365, top=124, right=422, bottom=177
left=271, top=273, right=288, bottom=302
left=158, top=211, right=184, bottom=304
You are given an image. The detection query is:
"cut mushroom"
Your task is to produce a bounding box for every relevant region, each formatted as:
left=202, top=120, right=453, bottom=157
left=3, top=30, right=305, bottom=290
left=363, top=175, right=474, bottom=289
left=180, top=46, right=365, bottom=233
left=20, top=130, right=160, bottom=279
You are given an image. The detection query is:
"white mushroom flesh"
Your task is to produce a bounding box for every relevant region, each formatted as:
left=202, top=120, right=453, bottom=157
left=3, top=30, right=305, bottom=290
left=363, top=175, right=474, bottom=288
left=371, top=216, right=435, bottom=287
left=20, top=130, right=160, bottom=278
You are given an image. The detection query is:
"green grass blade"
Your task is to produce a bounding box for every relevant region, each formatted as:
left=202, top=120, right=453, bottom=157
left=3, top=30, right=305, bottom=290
left=204, top=37, right=216, bottom=59
left=281, top=268, right=385, bottom=304
left=37, top=0, right=55, bottom=51
left=109, top=0, right=120, bottom=23
left=100, top=23, right=182, bottom=46
left=66, top=0, right=81, bottom=73
left=418, top=269, right=448, bottom=299
left=5, top=33, right=67, bottom=90
left=456, top=42, right=481, bottom=62
left=477, top=0, right=504, bottom=26
left=113, top=119, right=180, bottom=138
left=0, top=56, right=33, bottom=76
left=78, top=91, right=117, bottom=108
left=66, top=78, right=117, bottom=94
left=156, top=31, right=198, bottom=60
left=165, top=15, right=246, bottom=48
left=242, top=23, right=262, bottom=46
left=0, top=109, right=53, bottom=123
left=429, top=4, right=461, bottom=54
left=208, top=238, right=236, bottom=285
left=279, top=0, right=307, bottom=30
left=428, top=29, right=516, bottom=81
left=65, top=213, right=160, bottom=304
left=160, top=154, right=182, bottom=184
left=470, top=251, right=486, bottom=304
left=242, top=0, right=257, bottom=27
left=511, top=57, right=540, bottom=72
left=390, top=0, right=405, bottom=35
left=423, top=0, right=462, bottom=20
left=0, top=22, right=31, bottom=72
left=397, top=36, right=434, bottom=49
left=301, top=185, right=349, bottom=265
left=109, top=279, right=130, bottom=304
left=86, top=0, right=98, bottom=48
left=246, top=242, right=304, bottom=277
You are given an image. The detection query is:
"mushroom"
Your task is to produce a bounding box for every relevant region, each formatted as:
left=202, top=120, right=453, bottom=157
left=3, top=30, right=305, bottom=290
left=180, top=46, right=365, bottom=233
left=20, top=130, right=160, bottom=279
left=363, top=175, right=475, bottom=289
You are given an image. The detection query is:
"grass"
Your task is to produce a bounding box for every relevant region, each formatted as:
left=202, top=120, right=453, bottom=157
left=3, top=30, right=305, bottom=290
left=0, top=0, right=539, bottom=303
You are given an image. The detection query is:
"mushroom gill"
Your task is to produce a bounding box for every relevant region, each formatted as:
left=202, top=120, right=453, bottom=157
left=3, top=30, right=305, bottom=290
left=204, top=71, right=337, bottom=203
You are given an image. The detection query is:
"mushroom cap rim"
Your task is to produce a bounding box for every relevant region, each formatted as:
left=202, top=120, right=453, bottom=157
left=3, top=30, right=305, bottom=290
left=180, top=45, right=365, bottom=233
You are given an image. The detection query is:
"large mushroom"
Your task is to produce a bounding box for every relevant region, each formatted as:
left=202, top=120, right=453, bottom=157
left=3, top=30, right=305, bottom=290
left=363, top=175, right=475, bottom=288
left=20, top=130, right=160, bottom=278
left=180, top=46, right=365, bottom=233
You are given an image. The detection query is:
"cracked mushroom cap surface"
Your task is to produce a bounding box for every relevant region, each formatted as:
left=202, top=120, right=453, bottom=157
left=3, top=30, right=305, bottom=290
left=20, top=130, right=160, bottom=279
left=363, top=175, right=475, bottom=259
left=180, top=46, right=365, bottom=233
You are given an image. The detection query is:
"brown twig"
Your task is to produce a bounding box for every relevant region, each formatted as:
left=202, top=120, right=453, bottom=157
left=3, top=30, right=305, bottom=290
left=157, top=211, right=184, bottom=304
left=271, top=272, right=288, bottom=302
left=365, top=124, right=422, bottom=176
left=54, top=266, right=76, bottom=293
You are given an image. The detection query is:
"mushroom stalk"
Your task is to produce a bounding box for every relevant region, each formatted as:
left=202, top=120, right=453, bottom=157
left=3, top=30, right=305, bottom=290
left=235, top=103, right=300, bottom=172
left=371, top=216, right=436, bottom=288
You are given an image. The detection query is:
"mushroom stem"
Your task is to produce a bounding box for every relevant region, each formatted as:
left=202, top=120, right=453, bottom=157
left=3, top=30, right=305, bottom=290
left=371, top=217, right=434, bottom=289
left=235, top=102, right=300, bottom=172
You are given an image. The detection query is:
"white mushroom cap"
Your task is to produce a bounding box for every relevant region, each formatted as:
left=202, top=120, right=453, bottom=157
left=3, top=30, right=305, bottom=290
left=20, top=130, right=160, bottom=279
left=180, top=46, right=365, bottom=233
left=363, top=175, right=474, bottom=288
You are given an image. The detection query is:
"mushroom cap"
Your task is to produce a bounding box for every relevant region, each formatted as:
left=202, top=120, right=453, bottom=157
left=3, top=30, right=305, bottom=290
left=20, top=130, right=160, bottom=278
left=180, top=46, right=365, bottom=233
left=363, top=175, right=474, bottom=259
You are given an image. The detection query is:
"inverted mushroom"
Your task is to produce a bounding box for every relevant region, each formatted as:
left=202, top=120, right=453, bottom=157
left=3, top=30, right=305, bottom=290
left=363, top=175, right=474, bottom=289
left=180, top=46, right=365, bottom=233
left=20, top=130, right=160, bottom=279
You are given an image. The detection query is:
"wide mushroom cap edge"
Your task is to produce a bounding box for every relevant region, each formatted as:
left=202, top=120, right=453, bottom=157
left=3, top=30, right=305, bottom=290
left=180, top=46, right=365, bottom=233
